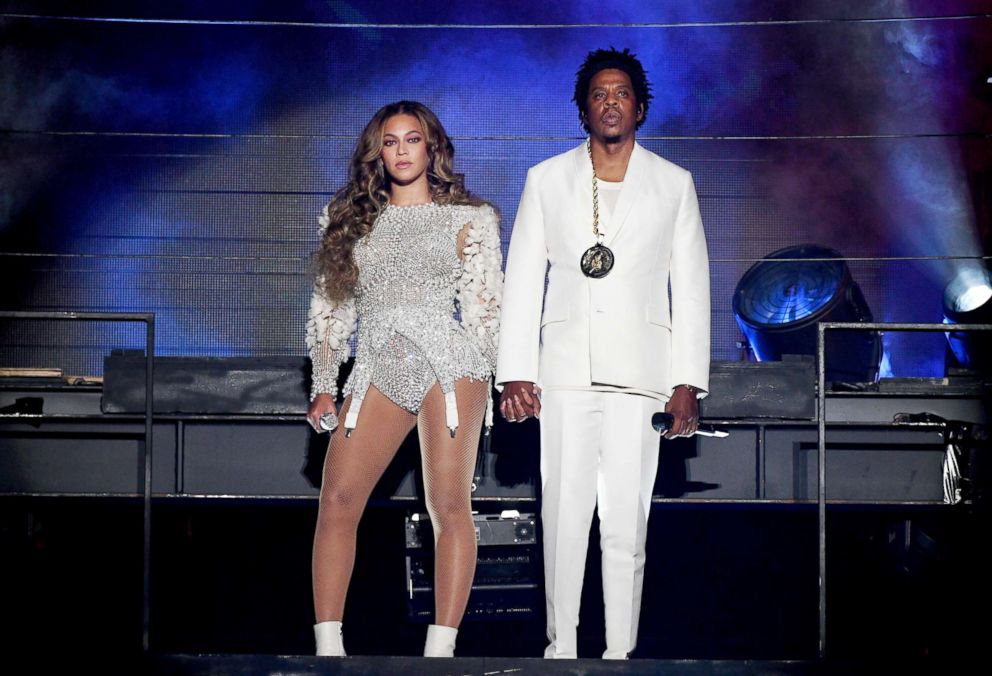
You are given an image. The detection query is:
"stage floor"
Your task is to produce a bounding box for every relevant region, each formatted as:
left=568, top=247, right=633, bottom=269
left=139, top=653, right=965, bottom=676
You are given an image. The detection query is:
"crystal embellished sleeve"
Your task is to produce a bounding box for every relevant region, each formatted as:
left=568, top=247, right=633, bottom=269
left=456, top=204, right=503, bottom=373
left=305, top=204, right=358, bottom=401
left=305, top=279, right=357, bottom=401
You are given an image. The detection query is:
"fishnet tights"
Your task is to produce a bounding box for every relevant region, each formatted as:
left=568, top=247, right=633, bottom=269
left=312, top=378, right=488, bottom=628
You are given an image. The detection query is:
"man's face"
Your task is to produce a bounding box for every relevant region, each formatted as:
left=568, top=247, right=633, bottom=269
left=584, top=68, right=643, bottom=143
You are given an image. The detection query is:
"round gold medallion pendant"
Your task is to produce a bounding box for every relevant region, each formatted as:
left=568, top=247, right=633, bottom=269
left=580, top=244, right=614, bottom=278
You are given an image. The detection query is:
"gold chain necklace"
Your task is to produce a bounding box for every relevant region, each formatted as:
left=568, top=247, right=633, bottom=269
left=580, top=138, right=615, bottom=278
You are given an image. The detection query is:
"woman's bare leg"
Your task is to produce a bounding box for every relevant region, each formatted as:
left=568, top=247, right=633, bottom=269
left=417, top=378, right=489, bottom=628
left=312, top=387, right=417, bottom=621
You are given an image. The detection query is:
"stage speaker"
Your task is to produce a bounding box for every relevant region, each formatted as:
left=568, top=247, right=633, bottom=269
left=405, top=511, right=539, bottom=622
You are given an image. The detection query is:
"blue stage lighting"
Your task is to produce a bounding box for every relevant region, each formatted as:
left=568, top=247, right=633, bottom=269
left=733, top=244, right=882, bottom=384
left=942, top=264, right=992, bottom=371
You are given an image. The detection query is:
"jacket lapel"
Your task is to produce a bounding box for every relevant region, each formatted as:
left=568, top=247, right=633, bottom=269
left=604, top=141, right=645, bottom=246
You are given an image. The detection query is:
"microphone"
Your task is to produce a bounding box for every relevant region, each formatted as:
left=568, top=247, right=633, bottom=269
left=651, top=412, right=729, bottom=438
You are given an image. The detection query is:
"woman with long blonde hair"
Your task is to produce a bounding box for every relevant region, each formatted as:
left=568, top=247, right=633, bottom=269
left=305, top=101, right=502, bottom=658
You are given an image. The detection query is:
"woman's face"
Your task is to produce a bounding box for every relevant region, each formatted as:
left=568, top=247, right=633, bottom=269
left=380, top=113, right=429, bottom=187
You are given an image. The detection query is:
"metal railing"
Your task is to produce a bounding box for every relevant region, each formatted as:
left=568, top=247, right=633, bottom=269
left=0, top=310, right=155, bottom=653
left=816, top=320, right=992, bottom=659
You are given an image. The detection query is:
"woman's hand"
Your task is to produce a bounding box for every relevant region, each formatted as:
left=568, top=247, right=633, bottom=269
left=307, top=393, right=338, bottom=433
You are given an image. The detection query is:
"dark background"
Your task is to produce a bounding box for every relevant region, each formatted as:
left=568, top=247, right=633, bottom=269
left=2, top=1, right=990, bottom=378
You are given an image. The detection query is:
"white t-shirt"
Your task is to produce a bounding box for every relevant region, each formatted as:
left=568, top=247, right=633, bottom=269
left=597, top=178, right=623, bottom=223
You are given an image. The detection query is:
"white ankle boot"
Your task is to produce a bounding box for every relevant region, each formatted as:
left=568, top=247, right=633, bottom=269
left=314, top=620, right=346, bottom=657
left=423, top=624, right=458, bottom=657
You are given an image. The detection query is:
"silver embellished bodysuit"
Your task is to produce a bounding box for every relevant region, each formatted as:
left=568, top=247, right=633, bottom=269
left=306, top=202, right=502, bottom=435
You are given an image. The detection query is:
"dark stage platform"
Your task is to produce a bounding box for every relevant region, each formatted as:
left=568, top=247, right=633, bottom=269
left=3, top=496, right=988, bottom=665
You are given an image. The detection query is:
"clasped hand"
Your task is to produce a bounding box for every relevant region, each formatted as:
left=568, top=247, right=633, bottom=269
left=499, top=381, right=542, bottom=422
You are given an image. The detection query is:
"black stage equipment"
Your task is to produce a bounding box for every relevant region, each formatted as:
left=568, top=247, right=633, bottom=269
left=102, top=351, right=310, bottom=414
left=733, top=244, right=882, bottom=384
left=0, top=396, right=43, bottom=416
left=405, top=512, right=539, bottom=622
left=942, top=265, right=992, bottom=372
left=699, top=356, right=816, bottom=419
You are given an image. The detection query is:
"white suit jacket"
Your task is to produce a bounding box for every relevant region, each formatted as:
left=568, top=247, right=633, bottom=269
left=495, top=141, right=710, bottom=399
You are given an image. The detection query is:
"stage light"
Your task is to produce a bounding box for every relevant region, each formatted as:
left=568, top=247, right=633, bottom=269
left=733, top=244, right=881, bottom=384
left=942, top=264, right=992, bottom=371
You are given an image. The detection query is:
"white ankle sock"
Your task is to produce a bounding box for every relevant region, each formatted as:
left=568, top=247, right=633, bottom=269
left=423, top=623, right=458, bottom=657
left=314, top=620, right=346, bottom=657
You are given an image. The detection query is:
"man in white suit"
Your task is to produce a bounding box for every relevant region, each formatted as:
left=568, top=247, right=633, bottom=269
left=496, top=47, right=711, bottom=659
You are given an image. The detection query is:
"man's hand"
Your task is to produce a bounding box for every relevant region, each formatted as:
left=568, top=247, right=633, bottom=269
left=499, top=381, right=542, bottom=422
left=307, top=393, right=338, bottom=433
left=663, top=385, right=699, bottom=439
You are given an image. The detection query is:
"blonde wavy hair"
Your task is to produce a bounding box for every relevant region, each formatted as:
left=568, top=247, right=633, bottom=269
left=315, top=101, right=484, bottom=302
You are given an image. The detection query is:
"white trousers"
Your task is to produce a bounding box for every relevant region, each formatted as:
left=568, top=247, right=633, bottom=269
left=539, top=389, right=664, bottom=659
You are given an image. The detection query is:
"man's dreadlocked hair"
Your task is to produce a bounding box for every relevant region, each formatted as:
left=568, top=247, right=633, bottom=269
left=572, top=47, right=653, bottom=132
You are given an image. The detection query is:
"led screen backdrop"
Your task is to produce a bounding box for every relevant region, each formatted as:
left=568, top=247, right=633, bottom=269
left=1, top=1, right=989, bottom=378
